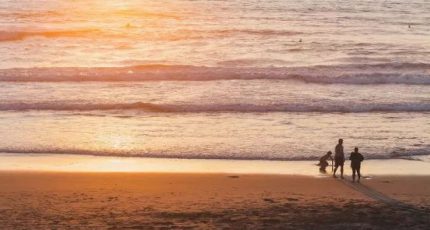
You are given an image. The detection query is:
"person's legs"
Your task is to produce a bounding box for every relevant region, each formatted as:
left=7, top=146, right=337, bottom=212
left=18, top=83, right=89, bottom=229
left=357, top=167, right=361, bottom=182
left=333, top=162, right=339, bottom=178
left=333, top=166, right=337, bottom=177
left=320, top=161, right=328, bottom=171
left=352, top=168, right=356, bottom=182
left=340, top=164, right=344, bottom=179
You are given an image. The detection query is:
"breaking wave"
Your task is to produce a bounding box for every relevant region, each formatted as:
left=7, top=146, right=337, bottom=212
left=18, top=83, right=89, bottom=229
left=2, top=101, right=430, bottom=113
left=0, top=63, right=429, bottom=84
left=0, top=147, right=428, bottom=161
left=0, top=29, right=97, bottom=42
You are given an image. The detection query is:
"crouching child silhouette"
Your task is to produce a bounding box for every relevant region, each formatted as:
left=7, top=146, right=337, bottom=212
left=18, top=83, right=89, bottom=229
left=318, top=151, right=333, bottom=173
left=350, top=147, right=364, bottom=183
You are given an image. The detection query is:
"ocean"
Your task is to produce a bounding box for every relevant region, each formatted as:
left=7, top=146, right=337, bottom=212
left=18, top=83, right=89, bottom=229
left=1, top=0, right=429, bottom=161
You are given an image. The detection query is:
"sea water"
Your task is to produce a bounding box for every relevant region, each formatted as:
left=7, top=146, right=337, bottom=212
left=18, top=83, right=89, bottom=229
left=0, top=0, right=429, bottom=161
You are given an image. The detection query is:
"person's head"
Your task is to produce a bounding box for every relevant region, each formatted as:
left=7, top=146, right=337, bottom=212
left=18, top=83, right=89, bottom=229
left=327, top=151, right=332, bottom=156
left=338, top=139, right=343, bottom=144
left=354, top=147, right=358, bottom=153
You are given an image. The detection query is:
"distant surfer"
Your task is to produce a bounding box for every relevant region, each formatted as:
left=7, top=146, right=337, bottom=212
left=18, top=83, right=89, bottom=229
left=333, top=139, right=345, bottom=179
left=350, top=147, right=364, bottom=183
left=317, top=151, right=333, bottom=173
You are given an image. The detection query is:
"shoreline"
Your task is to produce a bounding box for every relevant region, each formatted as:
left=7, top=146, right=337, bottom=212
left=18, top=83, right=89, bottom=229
left=1, top=153, right=429, bottom=175
left=1, top=172, right=429, bottom=229
left=2, top=154, right=429, bottom=228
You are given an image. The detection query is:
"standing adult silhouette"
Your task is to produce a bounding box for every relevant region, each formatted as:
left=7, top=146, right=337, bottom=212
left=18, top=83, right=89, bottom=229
left=333, top=139, right=345, bottom=179
left=350, top=147, right=364, bottom=183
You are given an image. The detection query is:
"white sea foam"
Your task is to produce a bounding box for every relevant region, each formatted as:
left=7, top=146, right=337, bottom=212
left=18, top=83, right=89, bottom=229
left=0, top=63, right=429, bottom=84
left=1, top=101, right=430, bottom=113
left=0, top=147, right=428, bottom=161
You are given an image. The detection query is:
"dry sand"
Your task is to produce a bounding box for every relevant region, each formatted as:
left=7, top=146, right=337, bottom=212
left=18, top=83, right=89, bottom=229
left=0, top=172, right=429, bottom=229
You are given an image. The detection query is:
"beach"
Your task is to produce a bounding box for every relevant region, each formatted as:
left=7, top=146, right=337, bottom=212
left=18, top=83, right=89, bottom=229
left=0, top=171, right=429, bottom=229
left=0, top=154, right=430, bottom=229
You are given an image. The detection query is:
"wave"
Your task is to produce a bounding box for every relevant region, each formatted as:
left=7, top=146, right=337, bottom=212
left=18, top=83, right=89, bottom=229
left=0, top=28, right=301, bottom=43
left=211, top=29, right=302, bottom=36
left=0, top=148, right=428, bottom=161
left=0, top=63, right=429, bottom=84
left=160, top=29, right=302, bottom=41
left=2, top=102, right=430, bottom=113
left=0, top=29, right=97, bottom=42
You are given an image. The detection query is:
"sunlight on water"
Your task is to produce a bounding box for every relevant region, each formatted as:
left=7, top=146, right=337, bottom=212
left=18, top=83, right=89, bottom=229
left=1, top=0, right=429, bottom=68
left=0, top=0, right=429, bottom=165
left=0, top=110, right=429, bottom=160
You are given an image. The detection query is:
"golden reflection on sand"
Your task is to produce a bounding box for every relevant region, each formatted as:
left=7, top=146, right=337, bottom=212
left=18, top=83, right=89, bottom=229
left=0, top=154, right=429, bottom=175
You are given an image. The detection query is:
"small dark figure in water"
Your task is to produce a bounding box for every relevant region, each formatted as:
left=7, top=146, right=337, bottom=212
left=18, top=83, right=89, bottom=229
left=350, top=147, right=364, bottom=183
left=318, top=151, right=333, bottom=173
left=333, top=139, right=345, bottom=179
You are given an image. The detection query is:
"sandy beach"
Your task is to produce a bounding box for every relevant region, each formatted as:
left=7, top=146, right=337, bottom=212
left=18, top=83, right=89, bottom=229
left=0, top=172, right=429, bottom=229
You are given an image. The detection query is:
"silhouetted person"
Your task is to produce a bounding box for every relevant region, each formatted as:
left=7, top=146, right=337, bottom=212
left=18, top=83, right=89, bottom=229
left=333, top=139, right=345, bottom=179
left=318, top=151, right=333, bottom=173
left=350, top=147, right=364, bottom=183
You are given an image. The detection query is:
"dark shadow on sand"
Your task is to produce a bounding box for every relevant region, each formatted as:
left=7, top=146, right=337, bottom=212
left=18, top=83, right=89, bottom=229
left=339, top=178, right=422, bottom=212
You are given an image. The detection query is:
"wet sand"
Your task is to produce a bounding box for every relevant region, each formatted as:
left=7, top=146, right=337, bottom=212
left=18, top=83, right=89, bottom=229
left=0, top=172, right=429, bottom=229
left=1, top=153, right=430, bottom=175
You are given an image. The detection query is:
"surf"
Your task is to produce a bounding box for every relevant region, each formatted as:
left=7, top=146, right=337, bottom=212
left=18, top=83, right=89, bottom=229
left=0, top=63, right=429, bottom=85
left=2, top=101, right=430, bottom=113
